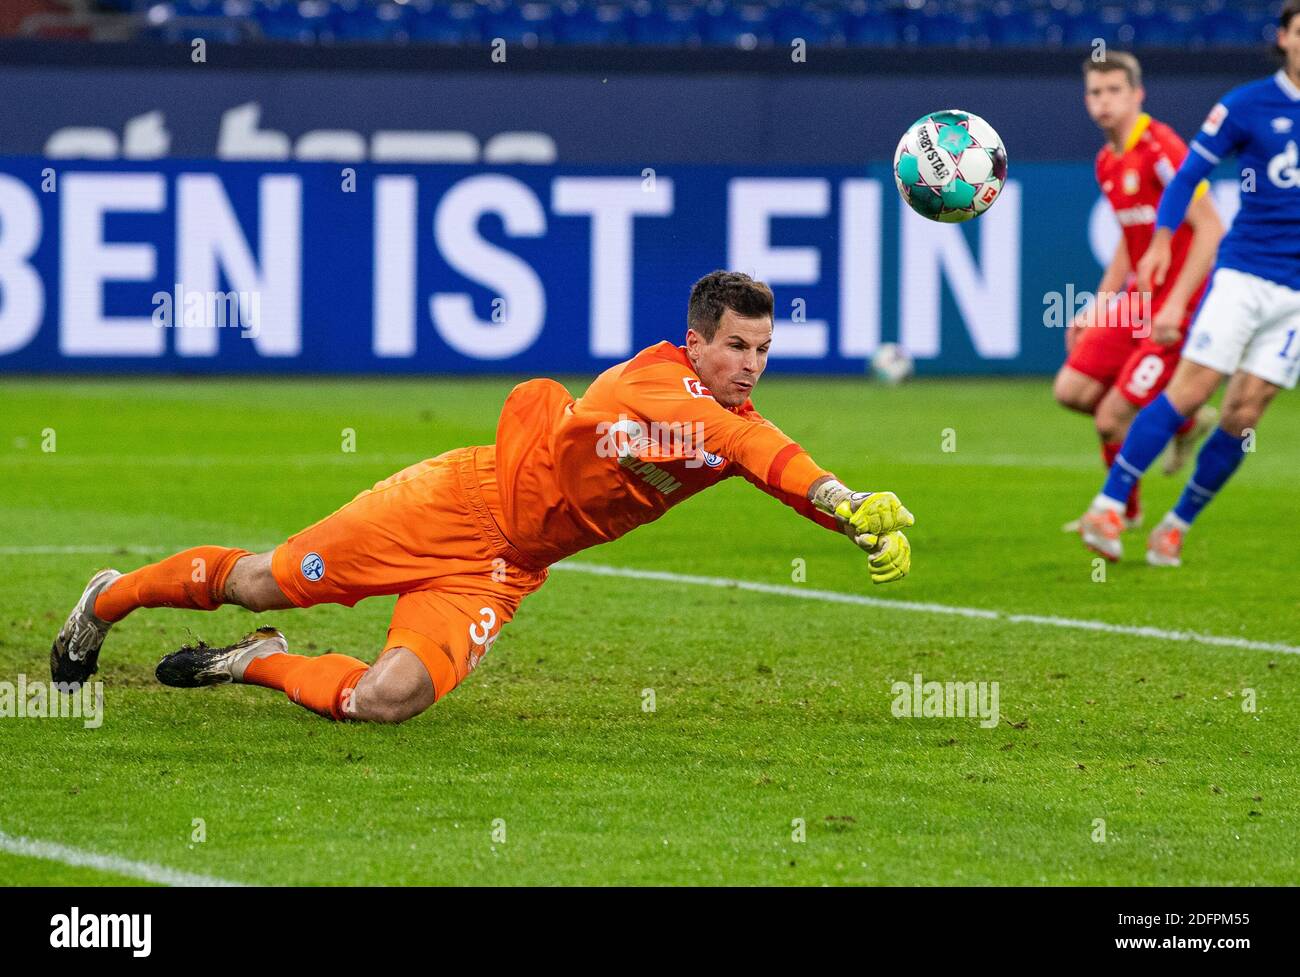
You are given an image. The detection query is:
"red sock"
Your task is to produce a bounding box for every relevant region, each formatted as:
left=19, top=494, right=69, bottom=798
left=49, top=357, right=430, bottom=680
left=243, top=652, right=367, bottom=721
left=1100, top=442, right=1141, bottom=519
left=93, top=546, right=252, bottom=624
left=1176, top=414, right=1196, bottom=436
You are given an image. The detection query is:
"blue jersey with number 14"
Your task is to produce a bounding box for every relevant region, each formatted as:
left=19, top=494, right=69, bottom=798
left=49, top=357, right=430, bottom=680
left=1185, top=70, right=1300, bottom=290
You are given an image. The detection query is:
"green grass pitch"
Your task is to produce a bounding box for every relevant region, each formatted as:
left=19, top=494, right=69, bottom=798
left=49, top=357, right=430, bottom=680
left=1, top=376, right=1296, bottom=885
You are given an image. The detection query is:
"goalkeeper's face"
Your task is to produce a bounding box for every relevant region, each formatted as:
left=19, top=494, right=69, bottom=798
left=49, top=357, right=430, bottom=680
left=688, top=310, right=772, bottom=408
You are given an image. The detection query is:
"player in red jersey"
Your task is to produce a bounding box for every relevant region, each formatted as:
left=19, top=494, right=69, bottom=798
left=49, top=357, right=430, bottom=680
left=1054, top=52, right=1223, bottom=533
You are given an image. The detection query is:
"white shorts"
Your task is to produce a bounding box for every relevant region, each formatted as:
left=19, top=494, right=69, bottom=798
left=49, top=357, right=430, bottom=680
left=1182, top=267, right=1300, bottom=390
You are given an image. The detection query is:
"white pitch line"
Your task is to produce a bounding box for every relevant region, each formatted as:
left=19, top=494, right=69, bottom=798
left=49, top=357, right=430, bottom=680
left=552, top=561, right=1300, bottom=656
left=0, top=829, right=244, bottom=887
left=0, top=545, right=277, bottom=556
left=0, top=545, right=175, bottom=555
left=5, top=546, right=1296, bottom=656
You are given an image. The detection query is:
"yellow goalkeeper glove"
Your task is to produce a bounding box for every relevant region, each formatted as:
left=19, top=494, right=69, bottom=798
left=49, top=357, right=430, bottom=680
left=811, top=480, right=914, bottom=584
left=832, top=490, right=914, bottom=539
left=811, top=482, right=915, bottom=538
left=862, top=530, right=910, bottom=584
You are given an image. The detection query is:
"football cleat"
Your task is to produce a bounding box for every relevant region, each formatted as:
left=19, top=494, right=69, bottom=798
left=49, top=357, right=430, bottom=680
left=1146, top=519, right=1185, bottom=568
left=155, top=626, right=287, bottom=688
left=1162, top=405, right=1219, bottom=476
left=1061, top=509, right=1142, bottom=534
left=50, top=568, right=122, bottom=684
left=1078, top=507, right=1124, bottom=562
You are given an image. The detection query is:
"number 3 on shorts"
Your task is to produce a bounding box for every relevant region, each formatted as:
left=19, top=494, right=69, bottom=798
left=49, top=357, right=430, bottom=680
left=467, top=606, right=499, bottom=672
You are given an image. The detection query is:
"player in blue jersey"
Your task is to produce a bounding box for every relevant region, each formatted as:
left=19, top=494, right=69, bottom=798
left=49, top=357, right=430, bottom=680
left=1077, top=0, right=1300, bottom=567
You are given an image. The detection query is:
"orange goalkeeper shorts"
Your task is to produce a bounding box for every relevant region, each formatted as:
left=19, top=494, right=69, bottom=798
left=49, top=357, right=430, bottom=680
left=270, top=446, right=548, bottom=701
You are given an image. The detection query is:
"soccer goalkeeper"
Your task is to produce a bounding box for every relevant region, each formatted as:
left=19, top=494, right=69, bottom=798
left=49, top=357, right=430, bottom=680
left=50, top=271, right=914, bottom=723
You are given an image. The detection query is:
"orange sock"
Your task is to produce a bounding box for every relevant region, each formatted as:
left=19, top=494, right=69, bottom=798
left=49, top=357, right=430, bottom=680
left=243, top=652, right=367, bottom=721
left=93, top=546, right=252, bottom=624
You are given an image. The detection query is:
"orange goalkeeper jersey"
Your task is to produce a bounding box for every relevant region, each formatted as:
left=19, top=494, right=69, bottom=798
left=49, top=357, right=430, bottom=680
left=484, top=341, right=838, bottom=567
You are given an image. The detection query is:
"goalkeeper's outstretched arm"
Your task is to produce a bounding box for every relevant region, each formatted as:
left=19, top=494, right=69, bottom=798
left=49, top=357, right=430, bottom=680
left=807, top=476, right=914, bottom=584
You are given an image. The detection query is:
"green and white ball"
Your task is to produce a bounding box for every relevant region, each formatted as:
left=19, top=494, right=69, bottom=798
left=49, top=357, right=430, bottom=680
left=893, top=110, right=1007, bottom=223
left=870, top=343, right=914, bottom=385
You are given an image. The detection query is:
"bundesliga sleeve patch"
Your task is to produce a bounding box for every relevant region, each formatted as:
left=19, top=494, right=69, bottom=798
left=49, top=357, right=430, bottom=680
left=1155, top=156, right=1176, bottom=186
left=682, top=377, right=711, bottom=399
left=1202, top=103, right=1227, bottom=136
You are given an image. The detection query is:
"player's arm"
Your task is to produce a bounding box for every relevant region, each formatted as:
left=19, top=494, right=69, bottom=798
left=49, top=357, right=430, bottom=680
left=617, top=366, right=914, bottom=583
left=1150, top=188, right=1223, bottom=345
left=806, top=475, right=915, bottom=584
left=735, top=463, right=841, bottom=533
left=1068, top=238, right=1130, bottom=351
left=1139, top=96, right=1246, bottom=293
left=730, top=416, right=912, bottom=583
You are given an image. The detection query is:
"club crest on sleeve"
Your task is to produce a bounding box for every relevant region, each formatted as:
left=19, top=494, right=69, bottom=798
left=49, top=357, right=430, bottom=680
left=300, top=552, right=325, bottom=582
left=701, top=451, right=725, bottom=468
left=682, top=377, right=711, bottom=398
left=1202, top=103, right=1227, bottom=136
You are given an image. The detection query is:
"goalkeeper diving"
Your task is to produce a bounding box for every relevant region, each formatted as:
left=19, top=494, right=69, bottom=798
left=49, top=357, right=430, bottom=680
left=49, top=271, right=914, bottom=723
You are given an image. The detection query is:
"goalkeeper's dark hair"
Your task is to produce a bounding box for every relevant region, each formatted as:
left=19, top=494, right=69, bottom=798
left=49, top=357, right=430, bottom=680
left=687, top=270, right=774, bottom=341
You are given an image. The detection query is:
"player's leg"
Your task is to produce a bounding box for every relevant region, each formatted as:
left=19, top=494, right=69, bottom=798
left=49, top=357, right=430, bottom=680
left=1056, top=306, right=1143, bottom=531
left=1142, top=272, right=1300, bottom=564
left=1055, top=303, right=1135, bottom=415
left=1092, top=330, right=1212, bottom=528
left=344, top=648, right=435, bottom=722
left=1078, top=359, right=1224, bottom=559
left=156, top=586, right=533, bottom=723
left=1147, top=370, right=1285, bottom=566
left=221, top=551, right=295, bottom=611
left=153, top=447, right=549, bottom=721
left=53, top=451, right=476, bottom=686
left=155, top=629, right=432, bottom=723
left=1076, top=268, right=1256, bottom=560
left=1052, top=365, right=1107, bottom=414
left=1092, top=386, right=1143, bottom=526
left=50, top=545, right=263, bottom=684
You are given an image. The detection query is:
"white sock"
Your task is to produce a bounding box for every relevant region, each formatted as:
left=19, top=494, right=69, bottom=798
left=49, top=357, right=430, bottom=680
left=1163, top=511, right=1191, bottom=531
left=1091, top=493, right=1125, bottom=514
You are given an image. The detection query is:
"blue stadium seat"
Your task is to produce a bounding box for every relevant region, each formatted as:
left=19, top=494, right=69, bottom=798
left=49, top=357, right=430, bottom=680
left=556, top=2, right=631, bottom=46
left=993, top=11, right=1049, bottom=49
left=629, top=2, right=702, bottom=46
left=484, top=2, right=558, bottom=47
left=332, top=2, right=410, bottom=43
left=843, top=9, right=901, bottom=47
left=116, top=0, right=1284, bottom=50
left=698, top=2, right=776, bottom=49
left=772, top=3, right=847, bottom=47
left=406, top=1, right=482, bottom=44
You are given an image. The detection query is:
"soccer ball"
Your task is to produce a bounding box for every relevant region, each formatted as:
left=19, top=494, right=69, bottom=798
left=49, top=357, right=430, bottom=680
left=893, top=110, right=1007, bottom=223
left=870, top=343, right=915, bottom=385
